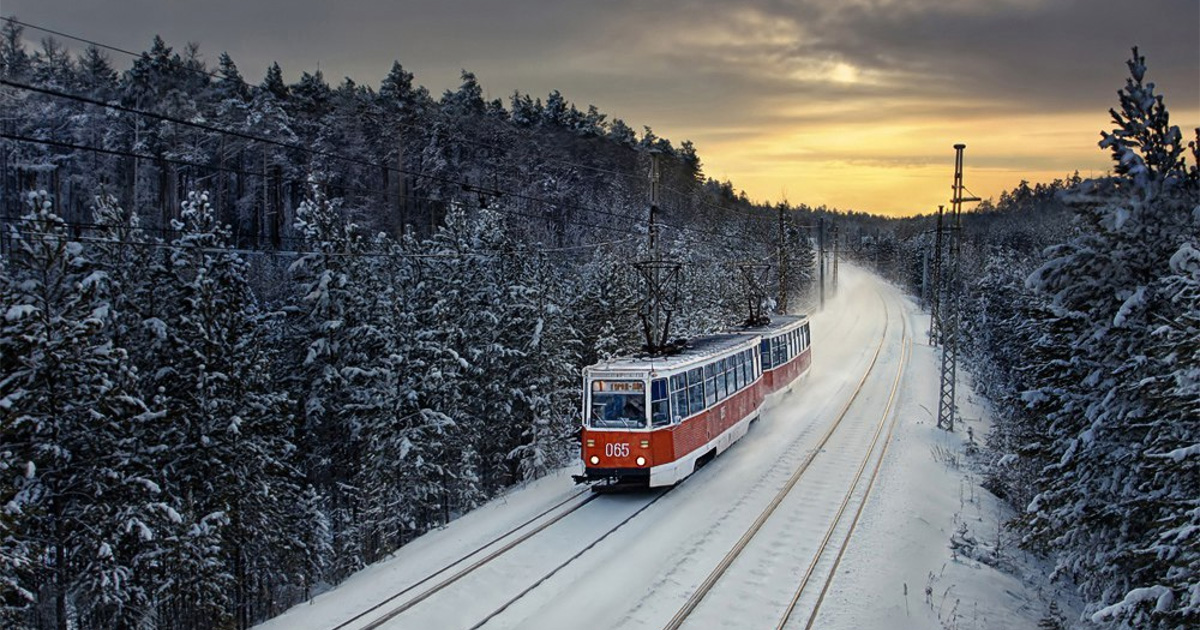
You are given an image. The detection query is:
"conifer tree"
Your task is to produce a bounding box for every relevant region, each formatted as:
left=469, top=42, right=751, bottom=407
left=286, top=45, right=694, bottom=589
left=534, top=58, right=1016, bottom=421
left=0, top=193, right=160, bottom=630
left=1025, top=48, right=1200, bottom=629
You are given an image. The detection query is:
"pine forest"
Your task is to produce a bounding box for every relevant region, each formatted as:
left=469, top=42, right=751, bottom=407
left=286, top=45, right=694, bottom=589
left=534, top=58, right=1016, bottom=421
left=0, top=19, right=1197, bottom=630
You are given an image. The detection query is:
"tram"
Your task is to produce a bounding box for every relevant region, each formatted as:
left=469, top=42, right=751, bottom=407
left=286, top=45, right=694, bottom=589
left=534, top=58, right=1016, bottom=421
left=576, top=315, right=811, bottom=489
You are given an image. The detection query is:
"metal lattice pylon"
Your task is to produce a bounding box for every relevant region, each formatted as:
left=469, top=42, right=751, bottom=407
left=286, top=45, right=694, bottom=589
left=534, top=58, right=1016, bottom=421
left=935, top=245, right=960, bottom=431
left=928, top=206, right=945, bottom=345
left=936, top=144, right=979, bottom=432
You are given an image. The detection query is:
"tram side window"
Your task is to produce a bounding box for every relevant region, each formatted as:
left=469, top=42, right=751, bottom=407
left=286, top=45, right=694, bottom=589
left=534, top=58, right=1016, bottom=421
left=773, top=337, right=785, bottom=368
left=651, top=379, right=671, bottom=427
left=705, top=362, right=718, bottom=407
left=742, top=350, right=752, bottom=383
left=733, top=353, right=744, bottom=390
left=804, top=324, right=810, bottom=348
left=726, top=357, right=737, bottom=394
left=710, top=357, right=720, bottom=398
left=760, top=339, right=772, bottom=370
left=670, top=374, right=689, bottom=421
left=688, top=367, right=705, bottom=414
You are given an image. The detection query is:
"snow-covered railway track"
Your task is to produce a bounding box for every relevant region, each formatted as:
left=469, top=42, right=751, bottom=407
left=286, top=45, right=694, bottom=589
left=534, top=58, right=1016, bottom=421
left=775, top=311, right=910, bottom=630
left=461, top=488, right=675, bottom=630
left=662, top=295, right=910, bottom=630
left=337, top=486, right=674, bottom=630
left=331, top=489, right=596, bottom=630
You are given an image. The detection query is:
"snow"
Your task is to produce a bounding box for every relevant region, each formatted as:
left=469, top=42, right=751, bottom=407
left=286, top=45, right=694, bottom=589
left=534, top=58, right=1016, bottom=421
left=5, top=304, right=37, bottom=321
left=1092, top=585, right=1174, bottom=621
left=1158, top=443, right=1200, bottom=462
left=254, top=267, right=1074, bottom=630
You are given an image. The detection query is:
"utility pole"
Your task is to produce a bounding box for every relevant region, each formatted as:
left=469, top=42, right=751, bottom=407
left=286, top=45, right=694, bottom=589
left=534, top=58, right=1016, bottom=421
left=397, top=129, right=408, bottom=236
left=778, top=204, right=788, bottom=314
left=929, top=205, right=945, bottom=344
left=649, top=150, right=660, bottom=258
left=832, top=224, right=839, bottom=298
left=936, top=144, right=981, bottom=432
left=738, top=262, right=771, bottom=327
left=817, top=217, right=826, bottom=310
left=635, top=150, right=681, bottom=354
left=920, top=240, right=930, bottom=310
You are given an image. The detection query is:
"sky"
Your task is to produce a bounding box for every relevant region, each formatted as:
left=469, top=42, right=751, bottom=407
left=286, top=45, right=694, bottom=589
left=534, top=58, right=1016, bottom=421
left=3, top=0, right=1198, bottom=216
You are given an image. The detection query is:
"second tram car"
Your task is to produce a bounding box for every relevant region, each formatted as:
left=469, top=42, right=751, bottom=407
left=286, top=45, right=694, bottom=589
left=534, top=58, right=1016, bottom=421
left=577, top=316, right=811, bottom=489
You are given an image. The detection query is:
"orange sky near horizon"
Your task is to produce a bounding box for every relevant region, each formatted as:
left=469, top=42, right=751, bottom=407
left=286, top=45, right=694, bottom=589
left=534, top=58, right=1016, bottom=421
left=687, top=106, right=1200, bottom=217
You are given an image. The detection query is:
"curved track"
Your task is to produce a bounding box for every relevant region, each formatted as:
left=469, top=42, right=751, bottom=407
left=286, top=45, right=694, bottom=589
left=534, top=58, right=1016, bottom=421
left=256, top=271, right=908, bottom=630
left=662, top=293, right=909, bottom=630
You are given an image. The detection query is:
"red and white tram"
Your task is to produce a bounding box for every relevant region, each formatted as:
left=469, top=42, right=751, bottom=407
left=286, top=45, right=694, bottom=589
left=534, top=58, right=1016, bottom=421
left=576, top=315, right=812, bottom=489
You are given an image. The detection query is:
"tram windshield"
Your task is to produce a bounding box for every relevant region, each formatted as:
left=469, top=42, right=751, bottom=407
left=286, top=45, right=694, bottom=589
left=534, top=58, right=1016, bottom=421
left=589, top=380, right=647, bottom=429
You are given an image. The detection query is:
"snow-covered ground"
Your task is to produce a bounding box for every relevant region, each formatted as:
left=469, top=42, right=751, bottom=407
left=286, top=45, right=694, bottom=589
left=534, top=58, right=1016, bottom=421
left=256, top=267, right=1077, bottom=630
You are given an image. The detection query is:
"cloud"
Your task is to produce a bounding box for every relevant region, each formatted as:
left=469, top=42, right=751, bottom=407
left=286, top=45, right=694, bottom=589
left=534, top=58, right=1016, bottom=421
left=5, top=0, right=1197, bottom=215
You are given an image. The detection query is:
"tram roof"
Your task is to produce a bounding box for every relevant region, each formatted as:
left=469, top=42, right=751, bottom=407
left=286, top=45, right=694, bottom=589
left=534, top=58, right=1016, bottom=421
left=733, top=314, right=808, bottom=337
left=586, top=332, right=759, bottom=375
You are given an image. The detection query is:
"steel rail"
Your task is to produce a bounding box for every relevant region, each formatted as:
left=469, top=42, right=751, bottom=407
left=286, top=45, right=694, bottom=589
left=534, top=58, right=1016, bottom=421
left=464, top=487, right=676, bottom=630
left=661, top=293, right=892, bottom=630
left=774, top=299, right=911, bottom=629
left=333, top=489, right=594, bottom=630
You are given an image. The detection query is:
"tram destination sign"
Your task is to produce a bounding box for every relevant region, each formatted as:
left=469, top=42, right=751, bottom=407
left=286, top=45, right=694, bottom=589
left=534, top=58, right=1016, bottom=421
left=591, top=380, right=645, bottom=393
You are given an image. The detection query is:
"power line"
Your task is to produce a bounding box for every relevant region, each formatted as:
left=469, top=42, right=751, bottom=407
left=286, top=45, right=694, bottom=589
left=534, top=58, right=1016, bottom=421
left=0, top=77, right=478, bottom=194
left=4, top=219, right=754, bottom=268
left=0, top=31, right=781, bottom=250
left=3, top=16, right=222, bottom=82
left=4, top=15, right=650, bottom=185
left=0, top=79, right=668, bottom=232
left=1, top=213, right=644, bottom=262
left=0, top=131, right=649, bottom=240
left=660, top=183, right=776, bottom=224
left=3, top=17, right=773, bottom=243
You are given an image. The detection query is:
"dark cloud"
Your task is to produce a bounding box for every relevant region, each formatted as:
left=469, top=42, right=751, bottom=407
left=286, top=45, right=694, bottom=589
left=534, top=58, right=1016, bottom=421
left=9, top=0, right=1195, bottom=118
left=5, top=0, right=1197, bottom=211
left=819, top=0, right=1199, bottom=113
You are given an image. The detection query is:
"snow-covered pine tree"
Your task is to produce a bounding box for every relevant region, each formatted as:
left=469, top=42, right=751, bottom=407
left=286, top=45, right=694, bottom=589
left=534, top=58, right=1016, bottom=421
left=1121, top=236, right=1200, bottom=628
left=357, top=233, right=453, bottom=561
left=286, top=181, right=391, bottom=579
left=418, top=204, right=513, bottom=501
left=505, top=247, right=582, bottom=481
left=1024, top=48, right=1200, bottom=629
left=143, top=192, right=312, bottom=628
left=0, top=193, right=161, bottom=630
left=0, top=19, right=32, bottom=80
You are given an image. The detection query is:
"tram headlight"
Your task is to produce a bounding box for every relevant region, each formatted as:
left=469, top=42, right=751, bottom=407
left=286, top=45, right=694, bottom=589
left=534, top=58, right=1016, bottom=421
left=636, top=456, right=646, bottom=466
left=589, top=455, right=600, bottom=465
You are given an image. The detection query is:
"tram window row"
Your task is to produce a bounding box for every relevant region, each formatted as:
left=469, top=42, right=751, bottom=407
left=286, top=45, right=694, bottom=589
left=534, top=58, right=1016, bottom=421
left=662, top=348, right=761, bottom=426
left=761, top=325, right=810, bottom=370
